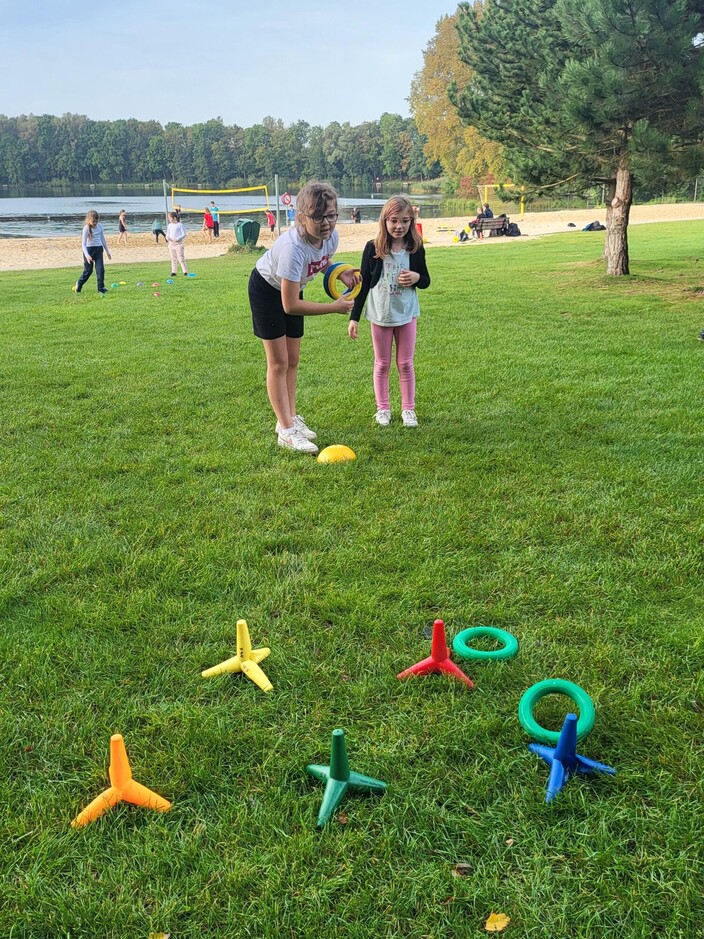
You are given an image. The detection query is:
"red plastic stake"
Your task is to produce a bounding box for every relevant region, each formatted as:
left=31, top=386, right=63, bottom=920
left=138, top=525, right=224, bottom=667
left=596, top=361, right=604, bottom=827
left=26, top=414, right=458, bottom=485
left=397, top=619, right=475, bottom=688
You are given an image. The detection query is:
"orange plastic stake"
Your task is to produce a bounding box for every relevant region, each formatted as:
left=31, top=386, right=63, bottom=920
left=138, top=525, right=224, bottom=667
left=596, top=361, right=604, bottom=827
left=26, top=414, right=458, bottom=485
left=71, top=734, right=171, bottom=828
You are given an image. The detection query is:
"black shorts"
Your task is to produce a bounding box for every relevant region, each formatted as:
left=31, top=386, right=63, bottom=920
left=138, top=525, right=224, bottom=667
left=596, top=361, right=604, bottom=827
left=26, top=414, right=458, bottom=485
left=249, top=268, right=304, bottom=340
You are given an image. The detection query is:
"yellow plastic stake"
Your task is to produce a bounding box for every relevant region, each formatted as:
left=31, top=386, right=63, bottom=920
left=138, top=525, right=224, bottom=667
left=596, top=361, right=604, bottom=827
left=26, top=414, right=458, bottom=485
left=201, top=619, right=273, bottom=692
left=71, top=734, right=171, bottom=828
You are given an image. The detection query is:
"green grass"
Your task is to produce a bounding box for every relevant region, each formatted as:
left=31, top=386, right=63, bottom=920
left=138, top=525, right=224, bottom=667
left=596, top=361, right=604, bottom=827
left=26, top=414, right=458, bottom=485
left=1, top=225, right=703, bottom=938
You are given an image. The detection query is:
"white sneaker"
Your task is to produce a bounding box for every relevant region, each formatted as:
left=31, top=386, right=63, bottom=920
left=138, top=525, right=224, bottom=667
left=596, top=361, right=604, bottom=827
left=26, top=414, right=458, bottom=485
left=277, top=426, right=319, bottom=454
left=375, top=409, right=392, bottom=426
left=402, top=409, right=419, bottom=427
left=293, top=414, right=317, bottom=440
left=276, top=415, right=317, bottom=440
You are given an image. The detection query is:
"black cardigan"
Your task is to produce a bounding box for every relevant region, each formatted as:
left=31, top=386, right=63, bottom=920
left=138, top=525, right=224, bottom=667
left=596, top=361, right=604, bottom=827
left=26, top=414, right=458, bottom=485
left=350, top=240, right=431, bottom=322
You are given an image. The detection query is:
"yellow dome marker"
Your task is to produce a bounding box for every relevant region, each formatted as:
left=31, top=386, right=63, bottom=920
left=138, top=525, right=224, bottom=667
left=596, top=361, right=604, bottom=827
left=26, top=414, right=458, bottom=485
left=71, top=734, right=171, bottom=827
left=201, top=619, right=272, bottom=692
left=317, top=445, right=356, bottom=464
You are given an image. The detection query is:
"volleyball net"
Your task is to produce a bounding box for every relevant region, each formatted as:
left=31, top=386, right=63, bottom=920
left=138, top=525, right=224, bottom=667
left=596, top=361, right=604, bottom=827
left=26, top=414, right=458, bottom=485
left=170, top=184, right=271, bottom=216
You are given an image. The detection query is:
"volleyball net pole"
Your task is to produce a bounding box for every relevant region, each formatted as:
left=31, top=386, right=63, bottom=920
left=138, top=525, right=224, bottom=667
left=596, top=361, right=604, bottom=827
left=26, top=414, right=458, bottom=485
left=480, top=182, right=526, bottom=220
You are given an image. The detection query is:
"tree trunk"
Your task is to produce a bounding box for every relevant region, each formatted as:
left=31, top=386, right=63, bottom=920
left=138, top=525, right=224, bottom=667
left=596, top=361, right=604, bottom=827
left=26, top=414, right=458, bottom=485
left=602, top=179, right=616, bottom=260
left=605, top=160, right=633, bottom=276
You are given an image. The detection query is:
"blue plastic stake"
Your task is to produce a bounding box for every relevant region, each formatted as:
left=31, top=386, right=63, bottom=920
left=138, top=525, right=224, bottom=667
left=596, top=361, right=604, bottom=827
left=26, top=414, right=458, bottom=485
left=528, top=713, right=616, bottom=803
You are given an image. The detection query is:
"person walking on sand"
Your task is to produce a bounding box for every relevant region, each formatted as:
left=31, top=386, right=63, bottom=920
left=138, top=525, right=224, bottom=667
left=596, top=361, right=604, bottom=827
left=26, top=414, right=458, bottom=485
left=202, top=207, right=214, bottom=242
left=248, top=181, right=360, bottom=454
left=152, top=217, right=167, bottom=244
left=118, top=209, right=128, bottom=245
left=75, top=210, right=111, bottom=294
left=348, top=195, right=430, bottom=428
left=265, top=208, right=277, bottom=241
left=210, top=200, right=220, bottom=238
left=166, top=211, right=189, bottom=276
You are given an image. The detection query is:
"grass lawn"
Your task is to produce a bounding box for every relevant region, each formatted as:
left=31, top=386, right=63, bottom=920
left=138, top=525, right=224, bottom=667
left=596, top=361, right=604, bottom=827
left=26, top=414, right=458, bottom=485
left=1, top=224, right=702, bottom=938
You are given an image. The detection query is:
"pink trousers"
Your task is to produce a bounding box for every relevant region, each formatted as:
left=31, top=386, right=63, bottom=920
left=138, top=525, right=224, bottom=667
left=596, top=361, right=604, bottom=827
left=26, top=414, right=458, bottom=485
left=168, top=241, right=188, bottom=273
left=370, top=319, right=417, bottom=411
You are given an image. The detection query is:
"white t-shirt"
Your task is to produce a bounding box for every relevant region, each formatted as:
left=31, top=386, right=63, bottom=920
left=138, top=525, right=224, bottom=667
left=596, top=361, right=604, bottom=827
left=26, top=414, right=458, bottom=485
left=82, top=223, right=109, bottom=252
left=256, top=226, right=339, bottom=291
left=365, top=250, right=420, bottom=327
left=166, top=222, right=187, bottom=242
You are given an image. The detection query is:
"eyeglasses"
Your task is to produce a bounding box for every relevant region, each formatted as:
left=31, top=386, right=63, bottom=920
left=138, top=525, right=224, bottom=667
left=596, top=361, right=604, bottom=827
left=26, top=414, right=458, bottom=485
left=308, top=213, right=339, bottom=223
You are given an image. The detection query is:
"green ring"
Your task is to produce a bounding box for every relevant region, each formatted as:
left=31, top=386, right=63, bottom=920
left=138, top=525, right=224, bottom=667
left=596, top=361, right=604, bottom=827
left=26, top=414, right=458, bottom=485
left=452, top=626, right=519, bottom=660
left=518, top=679, right=595, bottom=744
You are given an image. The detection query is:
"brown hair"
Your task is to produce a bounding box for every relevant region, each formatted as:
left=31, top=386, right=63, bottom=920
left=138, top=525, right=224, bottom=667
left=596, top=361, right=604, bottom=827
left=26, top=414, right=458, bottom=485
left=294, top=181, right=338, bottom=238
left=84, top=209, right=99, bottom=240
left=374, top=195, right=423, bottom=259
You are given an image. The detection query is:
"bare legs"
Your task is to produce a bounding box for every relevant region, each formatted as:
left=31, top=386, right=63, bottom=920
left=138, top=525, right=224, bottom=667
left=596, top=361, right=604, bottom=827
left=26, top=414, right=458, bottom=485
left=263, top=336, right=301, bottom=428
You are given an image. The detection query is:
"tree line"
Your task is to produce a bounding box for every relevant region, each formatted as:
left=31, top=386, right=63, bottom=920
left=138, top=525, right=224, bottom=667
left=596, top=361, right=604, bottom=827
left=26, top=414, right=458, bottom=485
left=0, top=112, right=440, bottom=188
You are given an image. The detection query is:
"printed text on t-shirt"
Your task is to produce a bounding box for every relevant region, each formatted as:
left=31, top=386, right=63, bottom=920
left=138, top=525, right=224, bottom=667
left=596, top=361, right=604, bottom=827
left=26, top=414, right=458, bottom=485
left=306, top=256, right=330, bottom=277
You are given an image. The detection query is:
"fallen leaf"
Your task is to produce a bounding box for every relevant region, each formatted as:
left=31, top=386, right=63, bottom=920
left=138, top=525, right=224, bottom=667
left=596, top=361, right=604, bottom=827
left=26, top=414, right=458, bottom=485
left=505, top=838, right=515, bottom=847
left=452, top=862, right=472, bottom=877
left=485, top=912, right=510, bottom=932
left=148, top=934, right=171, bottom=939
left=340, top=674, right=352, bottom=682
left=336, top=812, right=349, bottom=825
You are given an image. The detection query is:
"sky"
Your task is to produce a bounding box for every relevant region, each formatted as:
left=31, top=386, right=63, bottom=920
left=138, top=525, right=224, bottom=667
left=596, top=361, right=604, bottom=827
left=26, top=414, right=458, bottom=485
left=2, top=0, right=457, bottom=128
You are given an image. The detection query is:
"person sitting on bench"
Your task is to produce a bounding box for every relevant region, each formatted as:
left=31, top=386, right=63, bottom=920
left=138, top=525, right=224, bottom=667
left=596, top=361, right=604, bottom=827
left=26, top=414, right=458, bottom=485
left=469, top=205, right=486, bottom=239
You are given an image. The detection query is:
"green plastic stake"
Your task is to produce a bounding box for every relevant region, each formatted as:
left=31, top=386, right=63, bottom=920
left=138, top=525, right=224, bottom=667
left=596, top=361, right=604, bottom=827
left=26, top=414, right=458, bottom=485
left=306, top=729, right=387, bottom=828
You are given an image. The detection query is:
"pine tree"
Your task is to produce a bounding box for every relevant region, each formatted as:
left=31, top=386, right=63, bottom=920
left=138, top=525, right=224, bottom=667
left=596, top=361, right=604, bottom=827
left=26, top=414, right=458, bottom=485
left=454, top=0, right=704, bottom=274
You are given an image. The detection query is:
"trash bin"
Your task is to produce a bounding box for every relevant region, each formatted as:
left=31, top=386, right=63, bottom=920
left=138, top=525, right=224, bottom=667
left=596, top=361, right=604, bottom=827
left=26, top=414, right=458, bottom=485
left=234, top=218, right=261, bottom=247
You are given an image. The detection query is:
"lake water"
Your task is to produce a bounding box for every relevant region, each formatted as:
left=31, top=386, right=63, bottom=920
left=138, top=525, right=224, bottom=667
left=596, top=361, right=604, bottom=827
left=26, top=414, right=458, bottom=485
left=0, top=186, right=445, bottom=238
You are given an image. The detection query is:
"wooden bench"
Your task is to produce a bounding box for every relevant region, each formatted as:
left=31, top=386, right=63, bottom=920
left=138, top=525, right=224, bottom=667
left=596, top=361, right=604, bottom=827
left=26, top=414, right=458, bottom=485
left=474, top=216, right=509, bottom=237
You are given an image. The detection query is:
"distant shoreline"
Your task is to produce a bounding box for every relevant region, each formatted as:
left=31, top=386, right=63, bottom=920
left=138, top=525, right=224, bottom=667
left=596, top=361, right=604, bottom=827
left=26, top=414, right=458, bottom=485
left=2, top=203, right=704, bottom=272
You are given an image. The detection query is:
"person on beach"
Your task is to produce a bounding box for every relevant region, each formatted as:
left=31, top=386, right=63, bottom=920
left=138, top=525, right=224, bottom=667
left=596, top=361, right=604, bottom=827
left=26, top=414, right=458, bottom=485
left=152, top=218, right=167, bottom=244
left=166, top=211, right=188, bottom=276
left=248, top=181, right=360, bottom=454
left=118, top=209, right=128, bottom=244
left=75, top=210, right=111, bottom=294
left=348, top=194, right=430, bottom=428
left=469, top=204, right=486, bottom=239
left=265, top=208, right=277, bottom=240
left=202, top=207, right=214, bottom=242
left=209, top=201, right=220, bottom=238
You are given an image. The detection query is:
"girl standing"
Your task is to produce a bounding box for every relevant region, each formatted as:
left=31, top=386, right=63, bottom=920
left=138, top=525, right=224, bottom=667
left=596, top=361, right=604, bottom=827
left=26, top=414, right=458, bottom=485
left=118, top=209, right=128, bottom=244
left=248, top=181, right=359, bottom=454
left=166, top=211, right=188, bottom=276
left=202, top=207, right=214, bottom=242
left=75, top=210, right=111, bottom=294
left=348, top=195, right=430, bottom=427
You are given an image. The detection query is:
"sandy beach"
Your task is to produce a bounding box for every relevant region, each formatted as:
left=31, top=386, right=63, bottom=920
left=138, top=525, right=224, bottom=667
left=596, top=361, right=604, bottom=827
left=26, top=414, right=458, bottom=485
left=2, top=202, right=704, bottom=272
